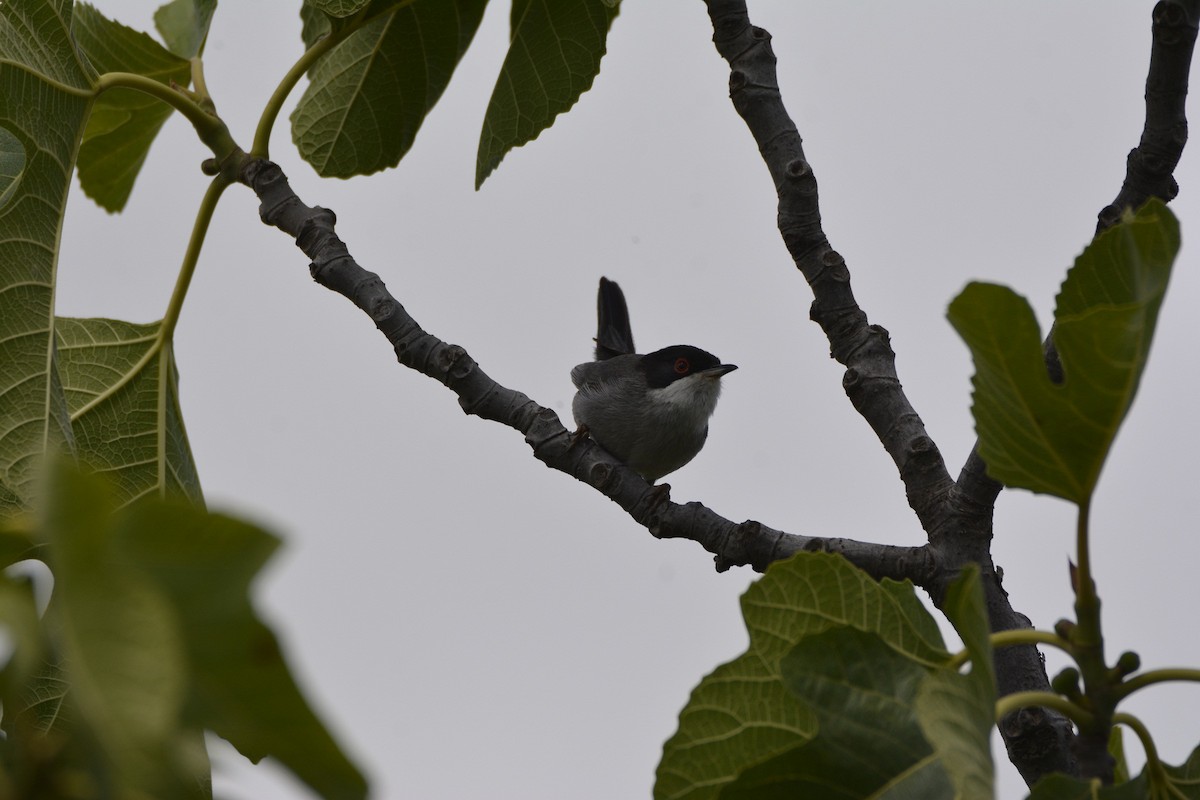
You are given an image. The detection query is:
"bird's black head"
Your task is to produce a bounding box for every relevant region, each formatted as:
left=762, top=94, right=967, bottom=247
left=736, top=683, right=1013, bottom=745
left=640, top=345, right=734, bottom=389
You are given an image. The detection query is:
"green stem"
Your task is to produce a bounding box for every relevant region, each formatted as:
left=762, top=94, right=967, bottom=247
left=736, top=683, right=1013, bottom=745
left=1114, top=712, right=1185, bottom=799
left=995, top=691, right=1094, bottom=728
left=190, top=57, right=213, bottom=109
left=250, top=0, right=419, bottom=158
left=94, top=71, right=237, bottom=158
left=161, top=176, right=231, bottom=341
left=252, top=32, right=341, bottom=158
left=948, top=628, right=1073, bottom=669
left=1117, top=668, right=1200, bottom=699
left=69, top=176, right=231, bottom=424
left=1074, top=499, right=1099, bottom=644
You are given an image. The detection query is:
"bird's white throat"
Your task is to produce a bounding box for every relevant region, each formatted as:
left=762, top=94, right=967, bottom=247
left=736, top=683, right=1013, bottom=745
left=645, top=374, right=723, bottom=422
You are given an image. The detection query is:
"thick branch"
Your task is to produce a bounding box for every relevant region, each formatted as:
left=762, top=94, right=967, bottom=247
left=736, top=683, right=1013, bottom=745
left=1098, top=0, right=1199, bottom=233
left=703, top=0, right=1079, bottom=785
left=236, top=158, right=931, bottom=586
left=703, top=2, right=952, bottom=534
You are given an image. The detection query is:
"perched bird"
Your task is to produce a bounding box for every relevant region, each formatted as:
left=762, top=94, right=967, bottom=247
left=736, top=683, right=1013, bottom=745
left=571, top=277, right=737, bottom=482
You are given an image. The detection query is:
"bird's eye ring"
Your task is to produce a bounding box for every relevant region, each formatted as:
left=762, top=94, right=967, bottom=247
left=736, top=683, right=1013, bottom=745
left=674, top=357, right=690, bottom=374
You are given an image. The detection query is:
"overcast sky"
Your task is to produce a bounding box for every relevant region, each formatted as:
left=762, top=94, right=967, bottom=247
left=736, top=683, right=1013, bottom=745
left=59, top=2, right=1200, bottom=798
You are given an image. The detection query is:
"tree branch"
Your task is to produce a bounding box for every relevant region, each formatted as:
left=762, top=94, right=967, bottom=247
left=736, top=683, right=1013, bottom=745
left=235, top=157, right=932, bottom=587
left=703, top=1, right=953, bottom=534
left=1098, top=0, right=1199, bottom=233
left=701, top=0, right=1079, bottom=785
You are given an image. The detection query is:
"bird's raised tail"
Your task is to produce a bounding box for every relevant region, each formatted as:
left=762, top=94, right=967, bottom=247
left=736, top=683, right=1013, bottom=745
left=595, top=277, right=636, bottom=360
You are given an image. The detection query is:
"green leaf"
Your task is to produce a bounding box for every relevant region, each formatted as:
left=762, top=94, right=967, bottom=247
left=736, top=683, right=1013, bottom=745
left=73, top=4, right=193, bottom=213
left=0, top=126, right=24, bottom=211
left=291, top=0, right=488, bottom=178
left=476, top=0, right=618, bottom=188
left=3, top=464, right=362, bottom=798
left=947, top=200, right=1179, bottom=504
left=310, top=0, right=370, bottom=17
left=725, top=627, right=951, bottom=800
left=914, top=567, right=995, bottom=800
left=56, top=318, right=202, bottom=507
left=655, top=553, right=949, bottom=800
left=118, top=499, right=369, bottom=800
left=1026, top=743, right=1200, bottom=799
left=0, top=571, right=44, bottom=702
left=0, top=522, right=37, bottom=570
left=0, top=0, right=97, bottom=515
left=659, top=654, right=818, bottom=800
left=40, top=462, right=203, bottom=797
left=154, top=0, right=218, bottom=58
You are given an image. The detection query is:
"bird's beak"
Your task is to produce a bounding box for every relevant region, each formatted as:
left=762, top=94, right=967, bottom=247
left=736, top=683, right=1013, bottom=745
left=701, top=364, right=738, bottom=378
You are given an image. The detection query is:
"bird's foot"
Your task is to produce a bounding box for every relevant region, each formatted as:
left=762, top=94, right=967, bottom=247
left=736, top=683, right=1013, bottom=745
left=568, top=424, right=590, bottom=450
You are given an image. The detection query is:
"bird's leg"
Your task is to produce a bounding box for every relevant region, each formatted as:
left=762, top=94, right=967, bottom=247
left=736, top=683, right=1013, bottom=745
left=568, top=423, right=591, bottom=449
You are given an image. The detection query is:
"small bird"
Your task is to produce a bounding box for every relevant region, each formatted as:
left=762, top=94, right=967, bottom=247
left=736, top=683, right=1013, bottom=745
left=571, top=277, right=737, bottom=482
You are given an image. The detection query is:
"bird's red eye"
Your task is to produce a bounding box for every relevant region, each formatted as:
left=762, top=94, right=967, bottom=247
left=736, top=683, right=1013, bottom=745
left=674, top=357, right=690, bottom=374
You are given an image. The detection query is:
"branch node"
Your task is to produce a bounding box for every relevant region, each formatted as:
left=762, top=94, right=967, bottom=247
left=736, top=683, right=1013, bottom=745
left=785, top=158, right=810, bottom=179
left=587, top=461, right=613, bottom=489
left=910, top=435, right=935, bottom=456
left=437, top=344, right=471, bottom=379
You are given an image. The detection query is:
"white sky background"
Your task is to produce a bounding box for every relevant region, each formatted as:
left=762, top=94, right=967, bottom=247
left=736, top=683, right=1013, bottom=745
left=56, top=1, right=1200, bottom=798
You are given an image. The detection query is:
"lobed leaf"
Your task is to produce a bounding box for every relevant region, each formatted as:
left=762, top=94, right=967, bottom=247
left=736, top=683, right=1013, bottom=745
left=56, top=318, right=202, bottom=507
left=655, top=553, right=949, bottom=800
left=475, top=0, right=619, bottom=188
left=914, top=567, right=995, bottom=800
left=74, top=3, right=193, bottom=212
left=292, top=0, right=488, bottom=178
left=947, top=200, right=1179, bottom=504
left=154, top=0, right=218, bottom=58
left=732, top=627, right=953, bottom=799
left=0, top=0, right=97, bottom=514
left=39, top=463, right=204, bottom=797
left=118, top=496, right=369, bottom=799
left=0, top=465, right=365, bottom=798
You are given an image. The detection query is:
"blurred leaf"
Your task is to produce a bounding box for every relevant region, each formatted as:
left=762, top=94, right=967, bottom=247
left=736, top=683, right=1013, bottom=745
left=0, top=0, right=96, bottom=515
left=291, top=0, right=488, bottom=177
left=119, top=499, right=368, bottom=800
left=73, top=3, right=192, bottom=212
left=1027, top=743, right=1200, bottom=798
left=154, top=0, right=218, bottom=58
left=914, top=567, right=995, bottom=800
left=1026, top=774, right=1146, bottom=799
left=2, top=464, right=362, bottom=798
left=0, top=572, right=43, bottom=702
left=655, top=552, right=949, bottom=800
left=14, top=660, right=69, bottom=735
left=1110, top=726, right=1130, bottom=785
left=56, top=318, right=202, bottom=507
left=476, top=0, right=618, bottom=188
left=947, top=200, right=1179, bottom=504
left=41, top=463, right=202, bottom=797
left=0, top=523, right=36, bottom=569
